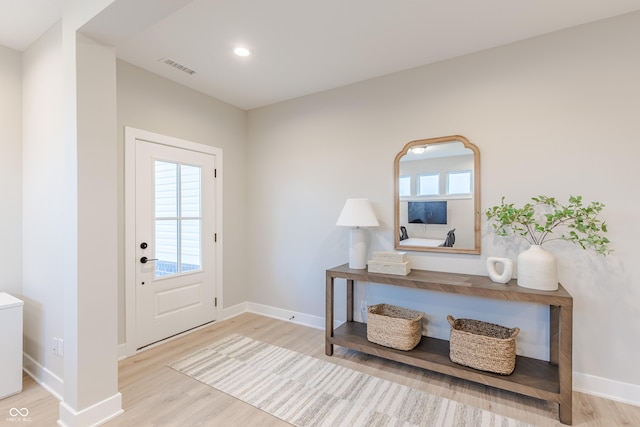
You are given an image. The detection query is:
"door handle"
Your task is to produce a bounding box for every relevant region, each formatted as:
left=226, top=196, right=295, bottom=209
left=140, top=257, right=158, bottom=264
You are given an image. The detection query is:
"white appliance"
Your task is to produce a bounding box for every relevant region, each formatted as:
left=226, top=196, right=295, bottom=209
left=0, top=292, right=23, bottom=399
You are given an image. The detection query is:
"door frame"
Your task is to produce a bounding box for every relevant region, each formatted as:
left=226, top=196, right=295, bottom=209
left=124, top=127, right=223, bottom=357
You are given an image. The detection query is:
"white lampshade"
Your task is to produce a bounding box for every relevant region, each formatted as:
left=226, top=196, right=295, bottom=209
left=336, top=199, right=380, bottom=228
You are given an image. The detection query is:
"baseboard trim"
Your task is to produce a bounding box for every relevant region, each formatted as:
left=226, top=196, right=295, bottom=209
left=58, top=393, right=123, bottom=427
left=221, top=301, right=249, bottom=320
left=23, top=352, right=63, bottom=401
left=575, top=372, right=640, bottom=407
left=117, top=343, right=127, bottom=360
left=244, top=302, right=326, bottom=330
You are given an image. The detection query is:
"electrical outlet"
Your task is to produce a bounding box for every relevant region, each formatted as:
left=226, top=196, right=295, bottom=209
left=52, top=337, right=64, bottom=357
left=360, top=301, right=368, bottom=323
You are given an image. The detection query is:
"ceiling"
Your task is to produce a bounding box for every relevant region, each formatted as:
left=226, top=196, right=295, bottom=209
left=3, top=0, right=640, bottom=110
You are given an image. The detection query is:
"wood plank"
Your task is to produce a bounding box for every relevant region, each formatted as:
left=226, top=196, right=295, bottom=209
left=327, top=263, right=573, bottom=306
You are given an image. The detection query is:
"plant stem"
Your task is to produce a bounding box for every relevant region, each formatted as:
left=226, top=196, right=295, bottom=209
left=526, top=223, right=539, bottom=245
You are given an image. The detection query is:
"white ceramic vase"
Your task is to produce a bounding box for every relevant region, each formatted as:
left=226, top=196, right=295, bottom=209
left=517, top=245, right=558, bottom=291
left=486, top=257, right=514, bottom=284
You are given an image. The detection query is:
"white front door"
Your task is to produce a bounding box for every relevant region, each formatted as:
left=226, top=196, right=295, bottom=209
left=134, top=138, right=217, bottom=349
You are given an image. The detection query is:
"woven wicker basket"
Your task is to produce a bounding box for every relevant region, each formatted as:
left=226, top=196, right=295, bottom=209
left=367, top=304, right=424, bottom=351
left=447, top=315, right=520, bottom=375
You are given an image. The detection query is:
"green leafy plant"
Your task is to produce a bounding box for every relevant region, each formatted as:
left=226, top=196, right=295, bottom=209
left=485, top=195, right=611, bottom=255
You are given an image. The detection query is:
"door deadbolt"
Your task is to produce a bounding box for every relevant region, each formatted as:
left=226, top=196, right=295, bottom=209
left=140, top=242, right=148, bottom=249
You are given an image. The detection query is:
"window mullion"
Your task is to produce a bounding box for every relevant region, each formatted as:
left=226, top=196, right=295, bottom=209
left=177, top=163, right=183, bottom=274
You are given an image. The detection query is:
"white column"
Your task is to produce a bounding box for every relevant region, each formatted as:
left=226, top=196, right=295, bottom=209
left=59, top=31, right=122, bottom=426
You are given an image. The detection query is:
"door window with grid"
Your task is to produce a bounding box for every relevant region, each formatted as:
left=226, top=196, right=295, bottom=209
left=154, top=161, right=202, bottom=278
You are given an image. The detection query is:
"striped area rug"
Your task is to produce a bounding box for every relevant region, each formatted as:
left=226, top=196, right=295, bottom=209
left=170, top=334, right=533, bottom=427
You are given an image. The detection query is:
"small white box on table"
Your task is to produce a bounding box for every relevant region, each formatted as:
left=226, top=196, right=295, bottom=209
left=367, top=251, right=411, bottom=275
left=370, top=251, right=407, bottom=263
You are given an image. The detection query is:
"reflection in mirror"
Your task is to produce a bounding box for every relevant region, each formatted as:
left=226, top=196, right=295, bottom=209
left=394, top=135, right=480, bottom=254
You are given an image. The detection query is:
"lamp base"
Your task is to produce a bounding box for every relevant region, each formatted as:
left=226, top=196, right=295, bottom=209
left=348, top=228, right=367, bottom=269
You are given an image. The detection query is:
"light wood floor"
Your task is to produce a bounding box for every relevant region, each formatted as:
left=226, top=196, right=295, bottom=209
left=2, top=313, right=639, bottom=426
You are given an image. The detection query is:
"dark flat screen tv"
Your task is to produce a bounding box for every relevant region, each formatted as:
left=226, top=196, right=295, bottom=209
left=408, top=201, right=447, bottom=225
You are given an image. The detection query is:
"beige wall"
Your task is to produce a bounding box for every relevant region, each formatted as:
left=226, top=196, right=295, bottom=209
left=116, top=60, right=248, bottom=344
left=247, top=11, right=640, bottom=398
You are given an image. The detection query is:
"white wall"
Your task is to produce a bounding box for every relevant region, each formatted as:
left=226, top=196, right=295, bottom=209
left=21, top=23, right=66, bottom=394
left=116, top=60, right=248, bottom=344
left=0, top=46, right=22, bottom=296
left=247, top=11, right=640, bottom=403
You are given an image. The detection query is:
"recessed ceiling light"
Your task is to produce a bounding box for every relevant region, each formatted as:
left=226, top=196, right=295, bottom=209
left=234, top=47, right=251, bottom=57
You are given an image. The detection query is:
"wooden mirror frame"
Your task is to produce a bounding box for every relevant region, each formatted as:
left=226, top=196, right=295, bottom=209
left=394, top=135, right=481, bottom=254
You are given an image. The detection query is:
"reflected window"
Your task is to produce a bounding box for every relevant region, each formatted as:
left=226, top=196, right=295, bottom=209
left=399, top=176, right=411, bottom=197
left=447, top=170, right=472, bottom=195
left=418, top=173, right=440, bottom=196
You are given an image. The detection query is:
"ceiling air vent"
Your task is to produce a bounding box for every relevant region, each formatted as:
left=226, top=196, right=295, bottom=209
left=161, top=58, right=196, bottom=75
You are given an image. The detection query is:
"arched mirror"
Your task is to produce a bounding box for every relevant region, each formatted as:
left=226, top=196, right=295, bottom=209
left=394, top=135, right=480, bottom=254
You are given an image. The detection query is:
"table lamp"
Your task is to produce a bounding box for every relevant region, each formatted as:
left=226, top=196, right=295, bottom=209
left=336, top=198, right=379, bottom=269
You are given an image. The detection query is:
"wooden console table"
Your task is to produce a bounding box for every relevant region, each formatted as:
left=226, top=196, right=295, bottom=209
left=325, top=263, right=573, bottom=425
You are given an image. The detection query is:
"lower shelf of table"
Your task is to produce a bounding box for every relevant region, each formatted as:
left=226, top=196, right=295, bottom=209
left=329, top=321, right=561, bottom=403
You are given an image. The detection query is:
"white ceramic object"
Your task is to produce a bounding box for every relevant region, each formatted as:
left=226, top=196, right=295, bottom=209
left=486, top=257, right=514, bottom=284
left=517, top=245, right=558, bottom=291
left=348, top=228, right=368, bottom=269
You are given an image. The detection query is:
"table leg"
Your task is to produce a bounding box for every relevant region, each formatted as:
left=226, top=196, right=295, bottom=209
left=325, top=273, right=334, bottom=356
left=346, top=279, right=354, bottom=322
left=558, top=304, right=573, bottom=425
left=550, top=305, right=559, bottom=365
